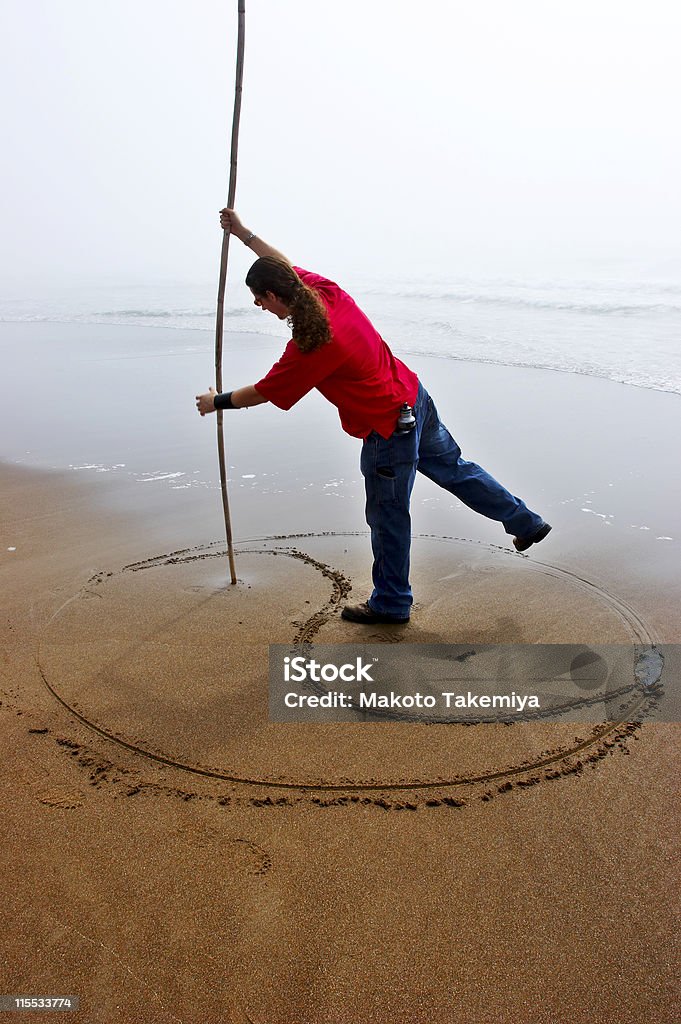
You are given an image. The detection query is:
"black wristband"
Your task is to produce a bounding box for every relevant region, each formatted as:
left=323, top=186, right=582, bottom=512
left=214, top=390, right=236, bottom=410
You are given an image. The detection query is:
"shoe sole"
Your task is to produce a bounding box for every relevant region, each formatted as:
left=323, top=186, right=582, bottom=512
left=513, top=523, right=552, bottom=552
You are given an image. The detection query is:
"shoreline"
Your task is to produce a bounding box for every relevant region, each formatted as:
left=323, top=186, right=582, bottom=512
left=3, top=322, right=680, bottom=637
left=2, top=316, right=680, bottom=397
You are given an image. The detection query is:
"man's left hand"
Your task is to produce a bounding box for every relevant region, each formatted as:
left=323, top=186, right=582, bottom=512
left=195, top=387, right=217, bottom=416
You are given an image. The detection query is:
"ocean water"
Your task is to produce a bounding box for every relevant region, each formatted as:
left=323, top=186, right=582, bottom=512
left=2, top=284, right=680, bottom=576
left=2, top=264, right=680, bottom=394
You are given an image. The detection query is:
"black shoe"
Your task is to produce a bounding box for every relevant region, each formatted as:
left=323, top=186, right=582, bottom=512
left=341, top=602, right=410, bottom=625
left=513, top=522, right=552, bottom=552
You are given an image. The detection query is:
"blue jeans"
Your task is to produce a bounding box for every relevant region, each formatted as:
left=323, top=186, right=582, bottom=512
left=360, top=382, right=546, bottom=617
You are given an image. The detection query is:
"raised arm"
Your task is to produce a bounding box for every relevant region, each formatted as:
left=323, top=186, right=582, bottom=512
left=219, top=208, right=291, bottom=265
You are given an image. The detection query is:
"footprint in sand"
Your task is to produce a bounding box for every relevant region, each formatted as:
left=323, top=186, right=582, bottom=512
left=169, top=828, right=272, bottom=876
left=37, top=789, right=84, bottom=809
left=225, top=838, right=272, bottom=876
left=366, top=632, right=404, bottom=643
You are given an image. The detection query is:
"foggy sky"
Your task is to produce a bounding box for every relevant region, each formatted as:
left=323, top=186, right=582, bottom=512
left=1, top=0, right=680, bottom=289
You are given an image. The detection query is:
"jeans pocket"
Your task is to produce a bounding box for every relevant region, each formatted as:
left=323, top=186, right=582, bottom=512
left=361, top=434, right=399, bottom=505
left=375, top=464, right=397, bottom=504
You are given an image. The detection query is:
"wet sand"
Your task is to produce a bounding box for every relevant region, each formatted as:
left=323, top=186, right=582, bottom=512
left=1, top=323, right=680, bottom=1022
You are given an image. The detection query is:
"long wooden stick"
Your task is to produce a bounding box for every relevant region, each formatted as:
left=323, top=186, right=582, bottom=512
left=214, top=0, right=246, bottom=585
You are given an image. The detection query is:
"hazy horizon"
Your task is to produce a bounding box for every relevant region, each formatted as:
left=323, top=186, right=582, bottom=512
left=2, top=0, right=680, bottom=291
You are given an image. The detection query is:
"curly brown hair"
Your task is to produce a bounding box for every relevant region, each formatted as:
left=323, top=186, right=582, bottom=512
left=245, top=257, right=332, bottom=353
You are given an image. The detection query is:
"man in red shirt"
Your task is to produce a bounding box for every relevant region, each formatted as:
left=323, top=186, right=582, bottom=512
left=196, top=210, right=551, bottom=624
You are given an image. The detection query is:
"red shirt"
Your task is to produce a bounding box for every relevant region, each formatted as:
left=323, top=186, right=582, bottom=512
left=254, top=267, right=419, bottom=439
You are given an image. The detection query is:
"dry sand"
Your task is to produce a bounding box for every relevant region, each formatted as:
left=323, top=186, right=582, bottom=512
left=1, top=457, right=679, bottom=1024
left=1, top=324, right=680, bottom=1022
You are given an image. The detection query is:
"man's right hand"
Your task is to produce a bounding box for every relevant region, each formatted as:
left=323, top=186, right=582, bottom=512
left=219, top=208, right=246, bottom=239
left=218, top=210, right=291, bottom=265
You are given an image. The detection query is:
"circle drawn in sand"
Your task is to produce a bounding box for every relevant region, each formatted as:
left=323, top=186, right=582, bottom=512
left=38, top=534, right=657, bottom=792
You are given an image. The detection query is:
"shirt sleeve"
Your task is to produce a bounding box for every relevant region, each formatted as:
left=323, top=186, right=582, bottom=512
left=255, top=339, right=347, bottom=411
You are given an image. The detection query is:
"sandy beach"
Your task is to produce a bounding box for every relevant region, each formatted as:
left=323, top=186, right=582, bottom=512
left=1, top=322, right=680, bottom=1022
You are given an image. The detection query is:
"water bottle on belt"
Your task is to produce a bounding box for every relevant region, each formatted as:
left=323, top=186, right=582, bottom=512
left=395, top=403, right=416, bottom=435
